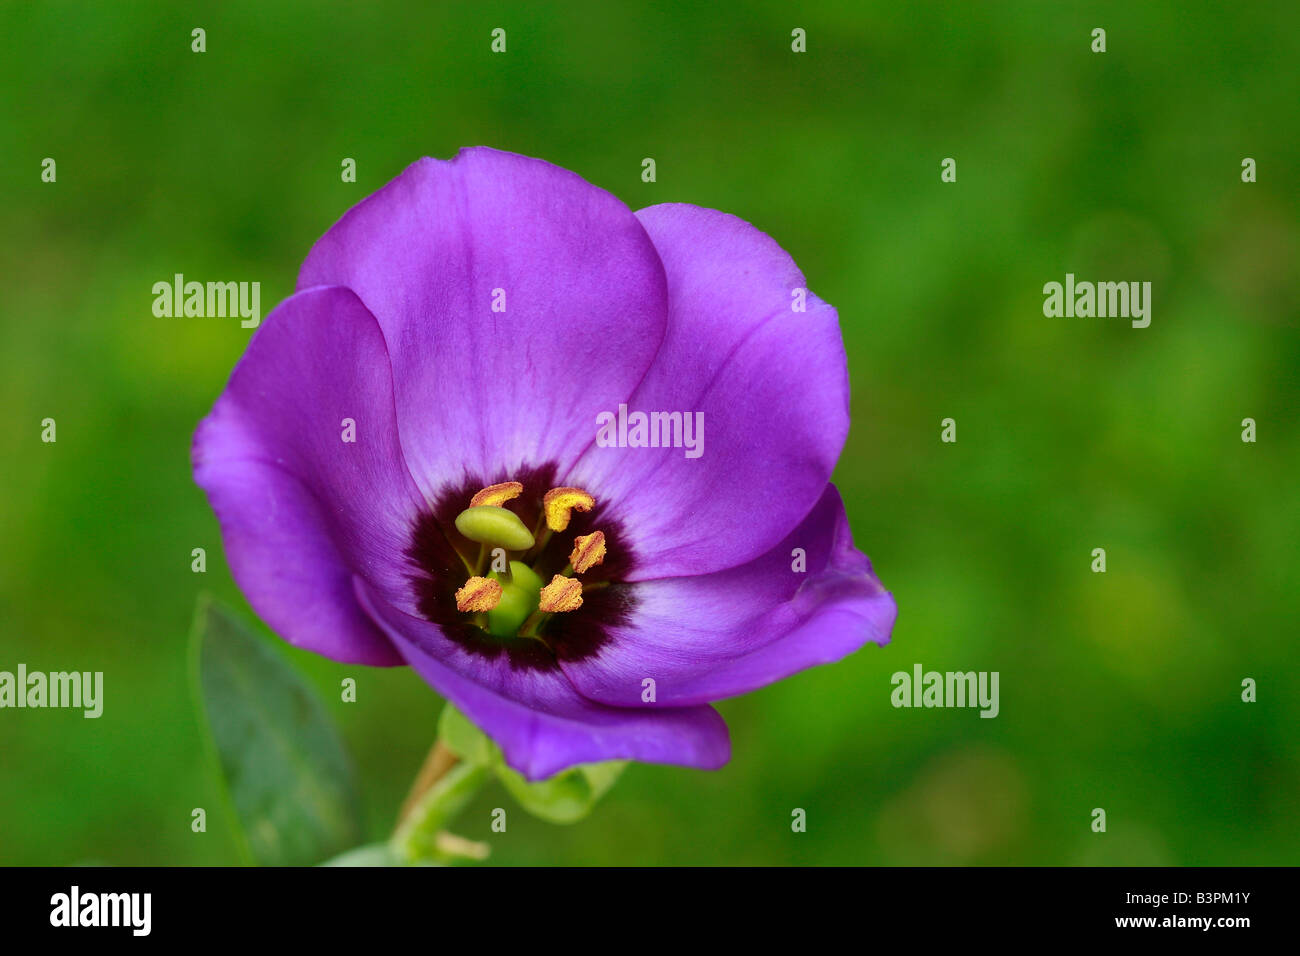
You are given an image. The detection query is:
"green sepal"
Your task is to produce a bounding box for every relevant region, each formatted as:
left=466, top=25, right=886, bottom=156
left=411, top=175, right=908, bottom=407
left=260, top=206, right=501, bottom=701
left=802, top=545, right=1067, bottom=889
left=436, top=702, right=626, bottom=825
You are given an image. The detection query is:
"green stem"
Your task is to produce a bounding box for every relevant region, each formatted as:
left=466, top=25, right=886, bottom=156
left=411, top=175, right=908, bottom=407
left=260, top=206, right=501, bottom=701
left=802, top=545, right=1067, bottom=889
left=391, top=740, right=491, bottom=864
left=524, top=526, right=554, bottom=563
left=517, top=607, right=551, bottom=639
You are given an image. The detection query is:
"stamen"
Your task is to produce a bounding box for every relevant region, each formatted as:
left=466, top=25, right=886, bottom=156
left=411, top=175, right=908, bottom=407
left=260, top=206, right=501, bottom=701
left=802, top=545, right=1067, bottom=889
left=538, top=574, right=583, bottom=613
left=455, top=576, right=502, bottom=612
left=570, top=530, right=607, bottom=574
left=469, top=481, right=523, bottom=508
left=543, top=486, right=595, bottom=532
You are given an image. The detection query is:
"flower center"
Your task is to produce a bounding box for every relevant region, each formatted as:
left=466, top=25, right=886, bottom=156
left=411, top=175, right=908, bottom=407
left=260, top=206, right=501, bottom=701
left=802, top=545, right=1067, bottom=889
left=404, top=465, right=636, bottom=670
left=447, top=481, right=611, bottom=641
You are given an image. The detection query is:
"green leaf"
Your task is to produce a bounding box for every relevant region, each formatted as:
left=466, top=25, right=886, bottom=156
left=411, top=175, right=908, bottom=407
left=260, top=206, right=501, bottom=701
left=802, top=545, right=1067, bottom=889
left=191, top=596, right=364, bottom=866
left=325, top=838, right=485, bottom=867
left=319, top=843, right=403, bottom=867
left=438, top=702, right=626, bottom=824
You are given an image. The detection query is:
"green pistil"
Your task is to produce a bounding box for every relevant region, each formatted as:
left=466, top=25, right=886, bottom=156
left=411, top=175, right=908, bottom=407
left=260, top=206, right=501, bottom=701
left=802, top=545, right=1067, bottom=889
left=454, top=505, right=536, bottom=552
left=486, top=561, right=543, bottom=638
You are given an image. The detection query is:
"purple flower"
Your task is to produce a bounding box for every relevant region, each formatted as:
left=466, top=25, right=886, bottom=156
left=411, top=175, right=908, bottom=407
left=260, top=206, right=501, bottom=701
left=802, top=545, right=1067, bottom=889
left=193, top=147, right=896, bottom=781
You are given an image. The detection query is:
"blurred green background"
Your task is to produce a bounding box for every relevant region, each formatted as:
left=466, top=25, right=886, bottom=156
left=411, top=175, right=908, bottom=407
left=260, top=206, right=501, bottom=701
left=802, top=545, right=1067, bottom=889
left=1, top=0, right=1297, bottom=865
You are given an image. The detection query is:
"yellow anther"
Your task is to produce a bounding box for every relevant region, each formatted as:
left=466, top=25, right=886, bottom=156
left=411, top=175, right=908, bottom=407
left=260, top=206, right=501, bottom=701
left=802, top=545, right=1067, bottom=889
left=538, top=574, right=583, bottom=613
left=469, top=481, right=523, bottom=508
left=570, top=531, right=607, bottom=574
left=543, top=486, right=595, bottom=532
left=455, top=576, right=503, bottom=613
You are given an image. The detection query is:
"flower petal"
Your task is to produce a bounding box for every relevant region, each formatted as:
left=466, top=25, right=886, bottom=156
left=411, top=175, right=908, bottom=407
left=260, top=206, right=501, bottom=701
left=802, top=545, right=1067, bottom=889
left=192, top=286, right=427, bottom=665
left=352, top=579, right=731, bottom=781
left=559, top=485, right=895, bottom=707
left=569, top=203, right=851, bottom=580
left=297, top=147, right=669, bottom=496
